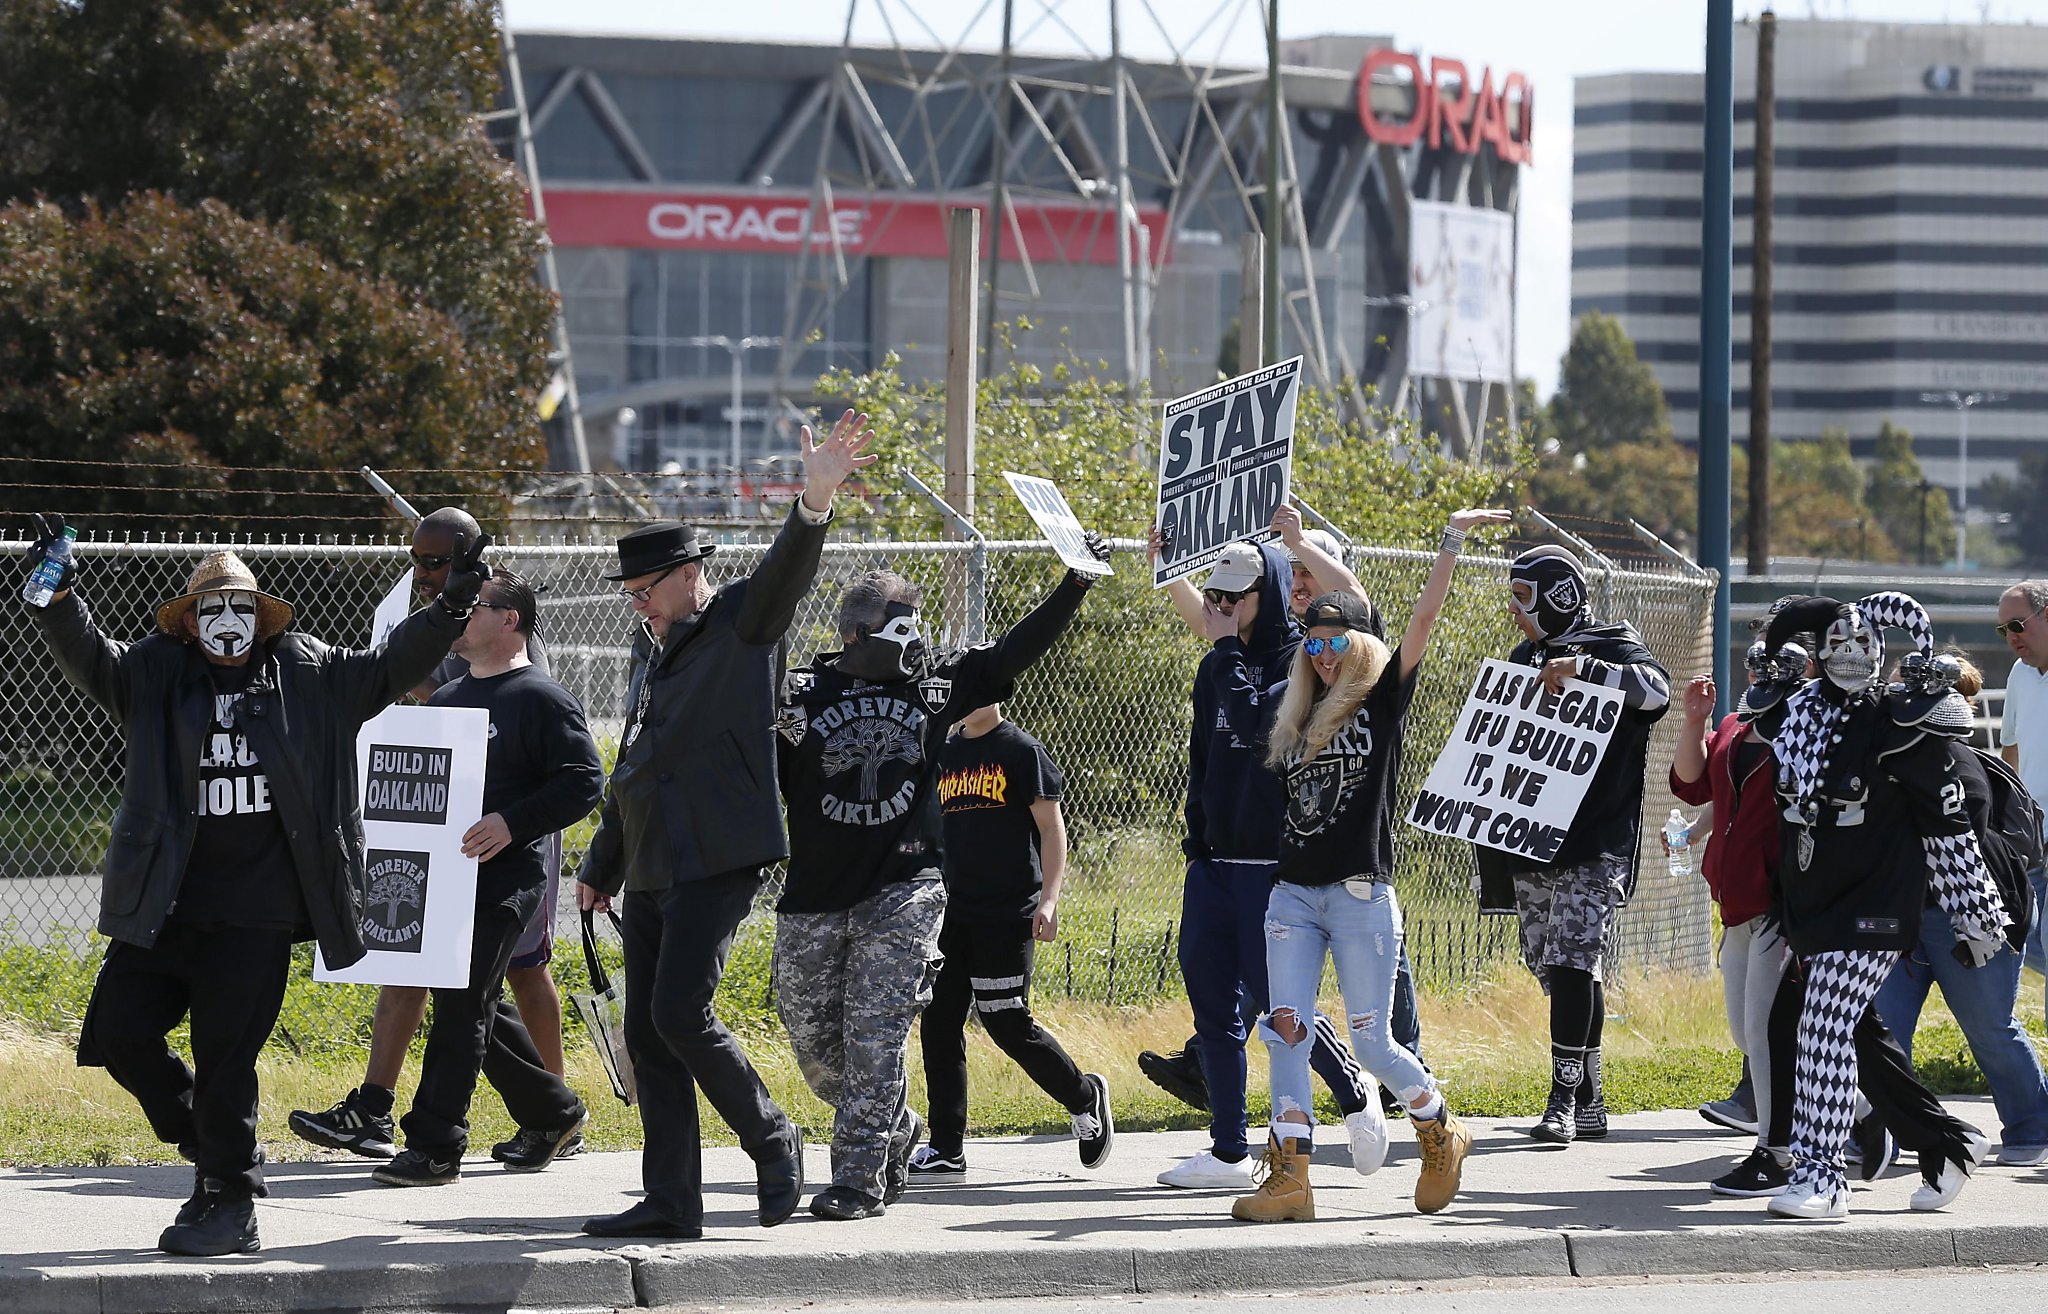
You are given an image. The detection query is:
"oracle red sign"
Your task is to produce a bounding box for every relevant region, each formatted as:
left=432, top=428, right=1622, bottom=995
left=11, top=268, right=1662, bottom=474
left=540, top=188, right=1169, bottom=265
left=1357, top=50, right=1533, bottom=165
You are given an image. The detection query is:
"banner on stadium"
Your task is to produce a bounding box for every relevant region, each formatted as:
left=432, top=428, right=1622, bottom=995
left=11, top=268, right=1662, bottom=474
left=1407, top=200, right=1515, bottom=384
left=1151, top=357, right=1301, bottom=588
left=1003, top=472, right=1111, bottom=578
left=315, top=705, right=489, bottom=989
left=1404, top=658, right=1622, bottom=863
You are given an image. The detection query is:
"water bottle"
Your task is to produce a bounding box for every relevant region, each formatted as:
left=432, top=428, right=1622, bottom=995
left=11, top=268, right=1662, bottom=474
left=22, top=527, right=77, bottom=609
left=1664, top=807, right=1694, bottom=881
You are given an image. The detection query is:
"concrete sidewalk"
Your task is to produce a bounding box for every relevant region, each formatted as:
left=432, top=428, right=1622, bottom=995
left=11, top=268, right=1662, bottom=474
left=3, top=1101, right=2047, bottom=1313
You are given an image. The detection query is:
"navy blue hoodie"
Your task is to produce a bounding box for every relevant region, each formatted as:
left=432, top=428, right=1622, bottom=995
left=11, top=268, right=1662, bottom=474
left=1183, top=541, right=1300, bottom=861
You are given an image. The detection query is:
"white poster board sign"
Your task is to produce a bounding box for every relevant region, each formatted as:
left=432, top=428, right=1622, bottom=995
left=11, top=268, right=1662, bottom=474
left=1152, top=357, right=1300, bottom=588
left=315, top=704, right=488, bottom=988
left=1002, top=472, right=1111, bottom=578
left=1404, top=658, right=1623, bottom=863
left=1407, top=201, right=1515, bottom=384
left=369, top=570, right=413, bottom=648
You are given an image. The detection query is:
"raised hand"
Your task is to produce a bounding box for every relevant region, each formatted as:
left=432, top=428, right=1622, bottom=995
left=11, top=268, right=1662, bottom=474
left=1270, top=501, right=1304, bottom=548
left=1147, top=523, right=1168, bottom=564
left=1447, top=507, right=1515, bottom=534
left=801, top=409, right=878, bottom=512
left=22, top=513, right=77, bottom=593
left=1682, top=675, right=1717, bottom=723
left=1067, top=529, right=1113, bottom=589
left=437, top=530, right=491, bottom=616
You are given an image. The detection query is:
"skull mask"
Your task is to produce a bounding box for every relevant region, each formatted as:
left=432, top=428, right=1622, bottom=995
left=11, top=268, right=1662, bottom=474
left=1818, top=607, right=1880, bottom=693
left=195, top=591, right=260, bottom=658
left=839, top=600, right=926, bottom=682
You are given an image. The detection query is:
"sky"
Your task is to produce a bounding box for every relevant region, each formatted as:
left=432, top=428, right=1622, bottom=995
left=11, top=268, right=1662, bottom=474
left=502, top=0, right=2048, bottom=397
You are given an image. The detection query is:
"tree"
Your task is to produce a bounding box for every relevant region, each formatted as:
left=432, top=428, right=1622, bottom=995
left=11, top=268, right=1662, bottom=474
left=1862, top=421, right=1955, bottom=566
left=1981, top=451, right=2048, bottom=567
left=0, top=1, right=555, bottom=534
left=1548, top=311, right=1673, bottom=452
left=1732, top=429, right=1898, bottom=563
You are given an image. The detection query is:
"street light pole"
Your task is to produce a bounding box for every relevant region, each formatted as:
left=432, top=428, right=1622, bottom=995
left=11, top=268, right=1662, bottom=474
left=682, top=334, right=784, bottom=517
left=1920, top=388, right=2007, bottom=570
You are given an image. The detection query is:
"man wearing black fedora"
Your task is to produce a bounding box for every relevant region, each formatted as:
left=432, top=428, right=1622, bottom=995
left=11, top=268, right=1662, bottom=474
left=20, top=516, right=487, bottom=1257
left=577, top=408, right=876, bottom=1241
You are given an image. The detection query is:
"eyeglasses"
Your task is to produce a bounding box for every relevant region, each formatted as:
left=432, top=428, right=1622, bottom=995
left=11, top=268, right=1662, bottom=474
left=1995, top=604, right=2046, bottom=639
left=1303, top=634, right=1353, bottom=656
left=1203, top=586, right=1255, bottom=606
left=474, top=601, right=514, bottom=612
left=618, top=566, right=677, bottom=603
left=409, top=549, right=454, bottom=570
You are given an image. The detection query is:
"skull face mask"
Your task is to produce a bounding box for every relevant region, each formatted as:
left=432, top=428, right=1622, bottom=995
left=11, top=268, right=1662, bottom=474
left=839, top=600, right=926, bottom=682
left=1818, top=607, right=1880, bottom=692
left=195, top=591, right=260, bottom=659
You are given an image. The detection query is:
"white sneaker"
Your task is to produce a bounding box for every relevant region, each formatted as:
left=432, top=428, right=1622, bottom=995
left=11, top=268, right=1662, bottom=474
left=1912, top=1131, right=1994, bottom=1211
left=1156, top=1149, right=1258, bottom=1189
left=1767, top=1180, right=1849, bottom=1220
left=1345, top=1106, right=1389, bottom=1176
left=1997, top=1142, right=2048, bottom=1167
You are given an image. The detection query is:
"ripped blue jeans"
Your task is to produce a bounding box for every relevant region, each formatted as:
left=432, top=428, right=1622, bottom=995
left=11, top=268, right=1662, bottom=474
left=1260, top=879, right=1434, bottom=1130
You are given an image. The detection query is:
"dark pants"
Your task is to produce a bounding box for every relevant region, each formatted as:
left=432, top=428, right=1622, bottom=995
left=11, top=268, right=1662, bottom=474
left=622, top=871, right=793, bottom=1227
left=80, top=920, right=295, bottom=1199
left=403, top=887, right=583, bottom=1155
left=1179, top=858, right=1369, bottom=1158
left=1766, top=955, right=1978, bottom=1169
left=921, top=913, right=1090, bottom=1157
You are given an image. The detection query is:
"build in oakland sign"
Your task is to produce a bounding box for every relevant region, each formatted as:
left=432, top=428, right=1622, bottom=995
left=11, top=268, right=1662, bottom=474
left=1152, top=357, right=1299, bottom=588
left=1404, top=659, right=1623, bottom=863
left=315, top=704, right=487, bottom=989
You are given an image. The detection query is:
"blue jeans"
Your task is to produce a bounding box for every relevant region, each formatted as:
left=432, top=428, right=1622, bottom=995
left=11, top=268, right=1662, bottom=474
left=1260, top=880, right=1434, bottom=1131
left=2026, top=869, right=2047, bottom=1025
left=1874, top=900, right=2048, bottom=1152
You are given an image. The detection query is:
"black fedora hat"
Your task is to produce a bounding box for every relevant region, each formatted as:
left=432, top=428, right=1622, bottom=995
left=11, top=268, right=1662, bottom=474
left=604, top=521, right=717, bottom=581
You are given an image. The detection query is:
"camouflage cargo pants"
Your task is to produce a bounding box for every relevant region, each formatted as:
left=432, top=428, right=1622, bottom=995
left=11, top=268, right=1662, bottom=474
left=774, top=875, right=947, bottom=1199
left=1513, top=853, right=1629, bottom=990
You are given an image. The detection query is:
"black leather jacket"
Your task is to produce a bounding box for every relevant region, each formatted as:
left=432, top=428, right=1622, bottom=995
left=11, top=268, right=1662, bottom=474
left=32, top=589, right=461, bottom=968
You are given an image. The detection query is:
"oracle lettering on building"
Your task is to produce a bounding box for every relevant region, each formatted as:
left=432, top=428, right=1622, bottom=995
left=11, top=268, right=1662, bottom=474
left=1356, top=49, right=1533, bottom=165
left=644, top=198, right=866, bottom=248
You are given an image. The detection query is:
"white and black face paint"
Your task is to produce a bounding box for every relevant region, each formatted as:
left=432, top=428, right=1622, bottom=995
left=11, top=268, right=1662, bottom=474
left=840, top=601, right=925, bottom=682
left=196, top=591, right=259, bottom=658
left=1819, top=610, right=1879, bottom=692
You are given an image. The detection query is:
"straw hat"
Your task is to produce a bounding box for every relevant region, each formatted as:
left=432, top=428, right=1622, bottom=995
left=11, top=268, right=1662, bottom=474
left=153, top=551, right=294, bottom=640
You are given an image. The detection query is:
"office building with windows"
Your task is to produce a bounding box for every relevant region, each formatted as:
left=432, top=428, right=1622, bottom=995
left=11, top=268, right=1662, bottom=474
left=1572, top=18, right=2048, bottom=491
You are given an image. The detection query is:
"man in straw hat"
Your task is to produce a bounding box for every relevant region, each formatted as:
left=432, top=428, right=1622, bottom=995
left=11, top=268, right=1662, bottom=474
left=576, top=408, right=874, bottom=1241
left=20, top=514, right=487, bottom=1256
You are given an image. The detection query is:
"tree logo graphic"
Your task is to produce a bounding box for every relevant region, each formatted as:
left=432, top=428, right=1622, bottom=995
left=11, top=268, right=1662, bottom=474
left=361, top=849, right=431, bottom=953
left=820, top=718, right=921, bottom=800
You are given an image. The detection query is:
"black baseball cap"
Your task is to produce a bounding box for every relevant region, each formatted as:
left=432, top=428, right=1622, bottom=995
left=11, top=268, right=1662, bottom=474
left=1301, top=591, right=1377, bottom=633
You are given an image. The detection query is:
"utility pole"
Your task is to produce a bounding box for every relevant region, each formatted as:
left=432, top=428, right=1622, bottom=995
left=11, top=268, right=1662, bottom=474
left=1262, top=0, right=1282, bottom=362
left=1700, top=0, right=1736, bottom=713
left=1746, top=10, right=1775, bottom=576
left=981, top=0, right=1014, bottom=367
left=946, top=207, right=981, bottom=532
left=1238, top=233, right=1265, bottom=374
left=1920, top=389, right=2007, bottom=570
left=1111, top=0, right=1138, bottom=389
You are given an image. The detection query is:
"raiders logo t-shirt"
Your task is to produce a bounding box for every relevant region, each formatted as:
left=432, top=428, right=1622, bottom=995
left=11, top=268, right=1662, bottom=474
left=178, top=662, right=305, bottom=929
left=1273, top=660, right=1422, bottom=888
left=937, top=721, right=1064, bottom=920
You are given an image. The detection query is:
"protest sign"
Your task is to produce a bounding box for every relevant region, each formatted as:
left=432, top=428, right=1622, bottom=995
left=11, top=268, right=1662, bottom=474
left=369, top=570, right=412, bottom=648
left=315, top=704, right=488, bottom=989
left=1152, top=356, right=1301, bottom=588
left=1002, top=472, right=1111, bottom=578
left=1404, top=658, right=1624, bottom=863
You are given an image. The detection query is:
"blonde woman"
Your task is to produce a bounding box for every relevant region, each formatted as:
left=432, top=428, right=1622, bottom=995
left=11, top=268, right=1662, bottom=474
left=1202, top=508, right=1509, bottom=1220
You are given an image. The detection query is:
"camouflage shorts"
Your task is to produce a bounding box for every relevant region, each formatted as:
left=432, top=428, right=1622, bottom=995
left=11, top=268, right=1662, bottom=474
left=1513, top=854, right=1628, bottom=989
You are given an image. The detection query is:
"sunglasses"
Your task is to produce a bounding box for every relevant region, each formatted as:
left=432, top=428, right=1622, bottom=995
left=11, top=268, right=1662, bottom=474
left=618, top=565, right=678, bottom=603
left=1995, top=604, right=2046, bottom=639
left=1203, top=586, right=1255, bottom=606
left=409, top=549, right=454, bottom=570
left=1303, top=634, right=1353, bottom=656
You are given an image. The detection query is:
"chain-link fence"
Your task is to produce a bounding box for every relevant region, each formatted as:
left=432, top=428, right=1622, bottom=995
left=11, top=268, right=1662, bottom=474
left=0, top=529, right=1715, bottom=1038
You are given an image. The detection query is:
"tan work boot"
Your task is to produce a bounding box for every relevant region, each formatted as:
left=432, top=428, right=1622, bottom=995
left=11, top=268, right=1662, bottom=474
left=1412, top=1108, right=1472, bottom=1213
left=1231, top=1133, right=1315, bottom=1222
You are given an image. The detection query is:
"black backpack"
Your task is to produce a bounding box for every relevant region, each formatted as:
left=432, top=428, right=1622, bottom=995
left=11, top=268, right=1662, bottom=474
left=1972, top=746, right=2044, bottom=951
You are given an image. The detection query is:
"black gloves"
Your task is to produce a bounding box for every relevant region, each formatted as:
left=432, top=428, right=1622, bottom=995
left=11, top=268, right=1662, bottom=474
left=1067, top=530, right=1113, bottom=589
left=435, top=530, right=492, bottom=617
left=23, top=513, right=77, bottom=592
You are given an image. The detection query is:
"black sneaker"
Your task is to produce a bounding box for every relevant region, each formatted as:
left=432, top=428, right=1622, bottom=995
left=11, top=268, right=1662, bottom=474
left=908, top=1146, right=966, bottom=1174
left=1530, top=1101, right=1576, bottom=1144
left=1074, top=1072, right=1115, bottom=1169
left=1137, top=1047, right=1210, bottom=1112
left=1853, top=1112, right=1899, bottom=1182
left=810, top=1184, right=886, bottom=1220
left=1711, top=1147, right=1792, bottom=1197
left=372, top=1149, right=462, bottom=1186
left=493, top=1129, right=585, bottom=1162
left=159, top=1192, right=259, bottom=1257
left=288, top=1087, right=397, bottom=1159
left=883, top=1109, right=922, bottom=1205
left=496, top=1111, right=589, bottom=1173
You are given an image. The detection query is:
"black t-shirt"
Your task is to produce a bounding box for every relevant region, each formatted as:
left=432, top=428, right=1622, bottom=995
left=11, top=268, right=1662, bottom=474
left=428, top=663, right=604, bottom=907
left=776, top=646, right=1009, bottom=914
left=178, top=662, right=305, bottom=930
left=1272, top=660, right=1422, bottom=887
left=938, top=721, right=1064, bottom=919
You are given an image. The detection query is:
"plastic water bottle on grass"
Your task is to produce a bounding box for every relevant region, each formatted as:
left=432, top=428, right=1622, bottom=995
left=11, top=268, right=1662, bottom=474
left=22, top=527, right=76, bottom=608
left=1664, top=808, right=1693, bottom=881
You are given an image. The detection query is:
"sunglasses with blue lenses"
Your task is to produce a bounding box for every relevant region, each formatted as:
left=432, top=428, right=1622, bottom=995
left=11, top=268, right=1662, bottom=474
left=1303, top=634, right=1352, bottom=656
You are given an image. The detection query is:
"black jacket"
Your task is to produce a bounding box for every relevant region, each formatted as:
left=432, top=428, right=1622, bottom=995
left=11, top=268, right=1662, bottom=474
left=32, top=589, right=462, bottom=968
left=580, top=501, right=829, bottom=895
left=1184, top=541, right=1300, bottom=862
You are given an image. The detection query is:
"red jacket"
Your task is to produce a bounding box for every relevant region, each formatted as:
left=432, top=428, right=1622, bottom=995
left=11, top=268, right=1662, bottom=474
left=1669, top=713, right=1780, bottom=926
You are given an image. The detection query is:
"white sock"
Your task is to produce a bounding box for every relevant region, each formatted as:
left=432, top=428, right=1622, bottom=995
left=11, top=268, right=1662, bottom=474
left=1411, top=1093, right=1445, bottom=1122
